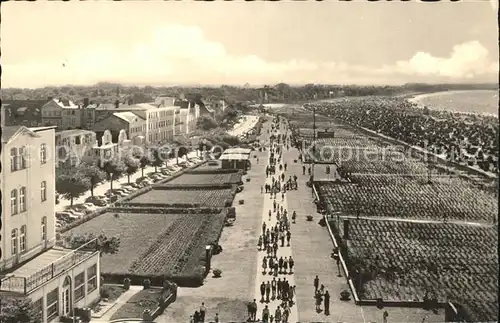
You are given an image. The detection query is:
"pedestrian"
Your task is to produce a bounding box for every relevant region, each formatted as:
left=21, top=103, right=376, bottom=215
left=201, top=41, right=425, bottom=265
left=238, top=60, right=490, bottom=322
left=383, top=310, right=389, bottom=323
left=281, top=192, right=285, bottom=201
left=260, top=281, right=266, bottom=302
left=278, top=257, right=284, bottom=273
left=280, top=232, right=285, bottom=247
left=302, top=165, right=305, bottom=175
left=289, top=256, right=294, bottom=274
left=199, top=302, right=206, bottom=322
left=265, top=281, right=271, bottom=303
left=314, top=275, right=319, bottom=293
left=189, top=315, right=195, bottom=323
left=262, top=222, right=266, bottom=235
left=251, top=299, right=257, bottom=321
left=286, top=230, right=291, bottom=246
left=262, top=305, right=270, bottom=323
left=258, top=236, right=263, bottom=250
left=324, top=290, right=330, bottom=316
left=315, top=290, right=322, bottom=312
left=320, top=284, right=325, bottom=295
left=193, top=311, right=200, bottom=323
left=283, top=257, right=288, bottom=274
left=213, top=313, right=219, bottom=323
left=275, top=306, right=282, bottom=323
left=271, top=277, right=277, bottom=299
left=262, top=257, right=267, bottom=274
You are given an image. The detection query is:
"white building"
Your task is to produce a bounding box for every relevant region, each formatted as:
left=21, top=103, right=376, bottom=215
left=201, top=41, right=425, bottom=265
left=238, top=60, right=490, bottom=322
left=0, top=117, right=100, bottom=322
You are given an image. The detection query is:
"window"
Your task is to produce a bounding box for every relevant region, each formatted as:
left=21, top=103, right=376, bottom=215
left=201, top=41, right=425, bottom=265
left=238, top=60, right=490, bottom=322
left=74, top=272, right=85, bottom=301
left=41, top=216, right=47, bottom=241
left=41, top=181, right=47, bottom=201
left=11, top=229, right=18, bottom=255
left=46, top=288, right=59, bottom=321
left=10, top=148, right=18, bottom=171
left=33, top=298, right=44, bottom=323
left=87, top=264, right=97, bottom=293
left=20, top=225, right=26, bottom=252
left=10, top=189, right=18, bottom=215
left=75, top=136, right=81, bottom=145
left=19, top=146, right=28, bottom=169
left=19, top=187, right=27, bottom=212
left=40, top=144, right=47, bottom=164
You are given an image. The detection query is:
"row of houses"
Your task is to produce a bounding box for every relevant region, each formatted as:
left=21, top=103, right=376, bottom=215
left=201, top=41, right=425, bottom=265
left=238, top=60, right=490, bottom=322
left=3, top=96, right=227, bottom=146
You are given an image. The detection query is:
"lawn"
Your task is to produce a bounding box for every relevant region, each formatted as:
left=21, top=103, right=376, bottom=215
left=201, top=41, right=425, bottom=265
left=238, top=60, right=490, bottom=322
left=64, top=212, right=182, bottom=274
left=100, top=284, right=127, bottom=301
left=127, top=187, right=233, bottom=207
left=110, top=288, right=163, bottom=321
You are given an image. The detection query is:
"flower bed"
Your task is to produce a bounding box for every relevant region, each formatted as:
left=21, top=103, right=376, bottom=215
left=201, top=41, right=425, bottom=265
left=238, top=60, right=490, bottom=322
left=167, top=173, right=243, bottom=185
left=126, top=187, right=234, bottom=207
left=65, top=210, right=227, bottom=287
left=317, top=175, right=497, bottom=223
left=330, top=218, right=498, bottom=322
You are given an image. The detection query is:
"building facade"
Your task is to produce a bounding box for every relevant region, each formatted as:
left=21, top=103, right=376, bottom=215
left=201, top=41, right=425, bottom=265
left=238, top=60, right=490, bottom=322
left=93, top=112, right=146, bottom=146
left=0, top=124, right=100, bottom=323
left=55, top=129, right=97, bottom=168
left=41, top=98, right=82, bottom=130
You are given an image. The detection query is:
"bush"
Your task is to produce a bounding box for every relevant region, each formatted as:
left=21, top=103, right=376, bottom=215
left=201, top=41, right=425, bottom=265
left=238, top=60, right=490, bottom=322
left=213, top=269, right=222, bottom=278
left=306, top=215, right=313, bottom=221
left=123, top=278, right=131, bottom=290
left=340, top=289, right=350, bottom=301
left=100, top=286, right=111, bottom=299
left=239, top=199, right=245, bottom=205
left=143, top=278, right=151, bottom=289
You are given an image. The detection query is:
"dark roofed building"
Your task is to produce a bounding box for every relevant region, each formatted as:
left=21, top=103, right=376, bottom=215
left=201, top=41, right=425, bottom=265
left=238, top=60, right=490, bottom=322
left=1, top=100, right=46, bottom=127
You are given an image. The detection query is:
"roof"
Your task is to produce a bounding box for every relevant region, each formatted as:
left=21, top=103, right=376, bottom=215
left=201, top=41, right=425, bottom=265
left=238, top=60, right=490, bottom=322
left=9, top=248, right=72, bottom=278
left=113, top=112, right=145, bottom=123
left=28, top=126, right=57, bottom=132
left=223, top=148, right=252, bottom=155
left=96, top=103, right=147, bottom=111
left=1, top=125, right=22, bottom=143
left=51, top=98, right=78, bottom=109
left=55, top=129, right=95, bottom=137
left=219, top=153, right=250, bottom=160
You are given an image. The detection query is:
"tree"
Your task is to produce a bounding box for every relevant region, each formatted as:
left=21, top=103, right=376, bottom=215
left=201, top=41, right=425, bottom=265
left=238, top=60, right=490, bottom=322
left=102, top=158, right=125, bottom=190
left=80, top=162, right=106, bottom=197
left=150, top=148, right=164, bottom=172
left=0, top=297, right=41, bottom=323
left=123, top=156, right=139, bottom=183
left=56, top=173, right=91, bottom=206
left=196, top=115, right=218, bottom=131
left=138, top=154, right=151, bottom=177
left=64, top=233, right=120, bottom=255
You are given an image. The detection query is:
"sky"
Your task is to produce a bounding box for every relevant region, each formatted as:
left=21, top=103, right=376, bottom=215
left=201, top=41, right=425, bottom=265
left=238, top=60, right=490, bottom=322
left=2, top=1, right=498, bottom=88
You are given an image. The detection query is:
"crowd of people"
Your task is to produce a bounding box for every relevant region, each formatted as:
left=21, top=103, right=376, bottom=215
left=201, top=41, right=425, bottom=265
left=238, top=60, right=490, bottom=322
left=309, top=97, right=499, bottom=173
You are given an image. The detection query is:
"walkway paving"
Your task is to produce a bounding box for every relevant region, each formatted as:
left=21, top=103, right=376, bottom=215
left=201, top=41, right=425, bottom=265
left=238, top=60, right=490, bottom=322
left=253, top=129, right=298, bottom=322
left=90, top=285, right=143, bottom=323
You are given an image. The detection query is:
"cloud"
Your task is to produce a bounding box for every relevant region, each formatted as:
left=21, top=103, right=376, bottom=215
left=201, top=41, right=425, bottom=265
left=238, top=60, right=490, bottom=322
left=2, top=25, right=497, bottom=88
left=389, top=41, right=498, bottom=79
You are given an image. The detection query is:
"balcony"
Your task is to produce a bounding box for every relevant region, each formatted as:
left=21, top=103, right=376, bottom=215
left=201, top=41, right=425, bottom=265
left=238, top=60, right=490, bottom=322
left=0, top=239, right=99, bottom=295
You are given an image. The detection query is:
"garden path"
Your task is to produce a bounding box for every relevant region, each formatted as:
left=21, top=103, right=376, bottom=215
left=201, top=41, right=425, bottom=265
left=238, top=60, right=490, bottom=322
left=90, top=285, right=143, bottom=323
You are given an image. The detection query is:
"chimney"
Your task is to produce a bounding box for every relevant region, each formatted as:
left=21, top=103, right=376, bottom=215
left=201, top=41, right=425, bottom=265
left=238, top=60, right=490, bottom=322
left=343, top=219, right=350, bottom=240
left=83, top=98, right=89, bottom=107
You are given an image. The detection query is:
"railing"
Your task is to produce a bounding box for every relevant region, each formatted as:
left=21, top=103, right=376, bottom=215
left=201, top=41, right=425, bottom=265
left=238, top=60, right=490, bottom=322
left=0, top=239, right=99, bottom=295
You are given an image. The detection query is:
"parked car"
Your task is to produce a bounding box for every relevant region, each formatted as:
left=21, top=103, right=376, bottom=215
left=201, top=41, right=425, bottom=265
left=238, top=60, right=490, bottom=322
left=85, top=196, right=107, bottom=206
left=56, top=212, right=79, bottom=222
left=160, top=169, right=172, bottom=176
left=65, top=209, right=84, bottom=217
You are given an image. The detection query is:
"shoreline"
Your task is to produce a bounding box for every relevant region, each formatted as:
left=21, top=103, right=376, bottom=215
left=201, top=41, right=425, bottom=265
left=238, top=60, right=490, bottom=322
left=406, top=90, right=498, bottom=118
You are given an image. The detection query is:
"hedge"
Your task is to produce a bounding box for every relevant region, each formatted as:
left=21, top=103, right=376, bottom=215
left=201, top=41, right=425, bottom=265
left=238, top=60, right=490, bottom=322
left=154, top=183, right=233, bottom=190
left=108, top=206, right=223, bottom=215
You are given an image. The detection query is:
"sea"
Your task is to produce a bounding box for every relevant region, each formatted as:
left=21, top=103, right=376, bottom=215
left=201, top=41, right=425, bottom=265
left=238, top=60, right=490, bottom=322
left=409, top=90, right=498, bottom=117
